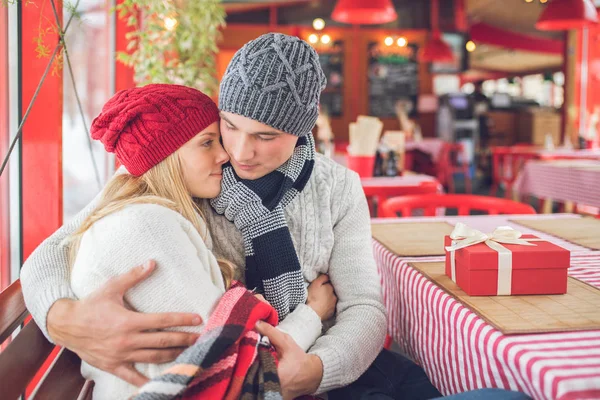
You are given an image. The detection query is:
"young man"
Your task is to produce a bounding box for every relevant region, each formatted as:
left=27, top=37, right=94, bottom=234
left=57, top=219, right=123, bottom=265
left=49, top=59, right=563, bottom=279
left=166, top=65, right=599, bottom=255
left=22, top=34, right=527, bottom=400
left=22, top=32, right=393, bottom=398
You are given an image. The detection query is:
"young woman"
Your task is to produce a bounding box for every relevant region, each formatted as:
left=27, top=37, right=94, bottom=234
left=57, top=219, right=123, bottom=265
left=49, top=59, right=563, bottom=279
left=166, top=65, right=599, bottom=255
left=66, top=84, right=330, bottom=399
left=66, top=83, right=234, bottom=399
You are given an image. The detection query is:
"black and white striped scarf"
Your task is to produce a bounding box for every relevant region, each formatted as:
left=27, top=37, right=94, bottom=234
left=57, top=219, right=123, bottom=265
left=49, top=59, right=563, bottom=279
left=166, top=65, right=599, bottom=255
left=211, top=133, right=315, bottom=321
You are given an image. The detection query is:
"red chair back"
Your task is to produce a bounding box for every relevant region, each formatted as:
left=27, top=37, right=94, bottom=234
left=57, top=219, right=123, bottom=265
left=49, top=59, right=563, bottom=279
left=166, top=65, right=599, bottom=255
left=362, top=181, right=439, bottom=217
left=380, top=194, right=536, bottom=218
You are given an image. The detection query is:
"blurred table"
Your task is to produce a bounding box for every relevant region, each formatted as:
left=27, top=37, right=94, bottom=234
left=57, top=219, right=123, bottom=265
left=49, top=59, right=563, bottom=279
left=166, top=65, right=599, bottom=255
left=491, top=147, right=600, bottom=200
left=405, top=138, right=447, bottom=163
left=514, top=160, right=600, bottom=212
left=333, top=138, right=449, bottom=176
left=536, top=148, right=600, bottom=161
left=330, top=152, right=443, bottom=216
left=373, top=214, right=600, bottom=400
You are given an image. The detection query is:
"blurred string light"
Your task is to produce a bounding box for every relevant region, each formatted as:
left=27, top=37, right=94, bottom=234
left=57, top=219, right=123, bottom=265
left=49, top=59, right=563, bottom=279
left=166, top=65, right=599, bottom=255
left=308, top=34, right=319, bottom=44
left=384, top=36, right=408, bottom=47
left=466, top=40, right=476, bottom=52
left=164, top=17, right=178, bottom=31
left=321, top=34, right=331, bottom=44
left=313, top=18, right=326, bottom=30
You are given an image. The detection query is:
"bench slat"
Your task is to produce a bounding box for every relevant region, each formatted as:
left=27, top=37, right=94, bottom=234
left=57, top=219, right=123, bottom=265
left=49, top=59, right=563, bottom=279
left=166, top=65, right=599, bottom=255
left=0, top=280, right=28, bottom=343
left=31, top=347, right=87, bottom=400
left=77, top=380, right=95, bottom=400
left=0, top=321, right=55, bottom=400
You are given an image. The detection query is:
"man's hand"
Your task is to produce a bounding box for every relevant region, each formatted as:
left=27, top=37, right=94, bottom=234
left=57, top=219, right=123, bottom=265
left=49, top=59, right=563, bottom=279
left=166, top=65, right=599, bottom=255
left=47, top=260, right=203, bottom=387
left=307, top=274, right=337, bottom=321
left=255, top=320, right=323, bottom=399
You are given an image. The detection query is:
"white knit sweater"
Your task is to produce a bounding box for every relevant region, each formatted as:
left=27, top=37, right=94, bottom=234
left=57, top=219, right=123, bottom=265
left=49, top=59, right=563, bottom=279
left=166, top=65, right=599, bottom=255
left=20, top=154, right=387, bottom=394
left=70, top=204, right=226, bottom=400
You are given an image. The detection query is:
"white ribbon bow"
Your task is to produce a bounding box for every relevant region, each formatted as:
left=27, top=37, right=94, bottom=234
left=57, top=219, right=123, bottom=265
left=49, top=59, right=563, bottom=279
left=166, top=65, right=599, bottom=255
left=445, top=223, right=536, bottom=296
left=445, top=223, right=535, bottom=252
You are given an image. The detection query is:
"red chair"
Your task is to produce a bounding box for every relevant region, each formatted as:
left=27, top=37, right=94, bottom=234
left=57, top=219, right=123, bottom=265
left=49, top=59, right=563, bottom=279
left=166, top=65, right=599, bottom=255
left=437, top=143, right=471, bottom=193
left=380, top=194, right=536, bottom=218
left=362, top=180, right=439, bottom=217
left=490, top=147, right=537, bottom=199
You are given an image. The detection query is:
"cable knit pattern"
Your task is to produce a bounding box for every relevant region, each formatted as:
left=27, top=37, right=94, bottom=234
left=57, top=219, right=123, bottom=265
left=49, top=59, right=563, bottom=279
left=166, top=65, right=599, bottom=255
left=91, top=84, right=220, bottom=176
left=219, top=33, right=327, bottom=137
left=20, top=154, right=387, bottom=395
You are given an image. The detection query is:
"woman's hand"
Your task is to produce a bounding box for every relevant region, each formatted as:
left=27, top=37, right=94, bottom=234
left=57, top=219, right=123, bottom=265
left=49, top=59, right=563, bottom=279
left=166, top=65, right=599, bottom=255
left=306, top=274, right=337, bottom=321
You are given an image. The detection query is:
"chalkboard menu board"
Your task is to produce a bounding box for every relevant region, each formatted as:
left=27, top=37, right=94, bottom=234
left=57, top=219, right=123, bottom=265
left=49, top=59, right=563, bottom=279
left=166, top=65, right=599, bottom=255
left=368, top=42, right=419, bottom=118
left=318, top=40, right=344, bottom=117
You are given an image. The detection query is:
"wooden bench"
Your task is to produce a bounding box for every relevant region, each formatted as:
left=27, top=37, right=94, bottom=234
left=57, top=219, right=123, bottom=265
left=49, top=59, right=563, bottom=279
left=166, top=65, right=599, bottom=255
left=0, top=280, right=93, bottom=400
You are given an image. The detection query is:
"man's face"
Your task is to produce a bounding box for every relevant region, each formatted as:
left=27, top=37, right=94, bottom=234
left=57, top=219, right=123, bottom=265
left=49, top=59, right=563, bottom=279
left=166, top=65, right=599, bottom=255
left=220, top=111, right=299, bottom=180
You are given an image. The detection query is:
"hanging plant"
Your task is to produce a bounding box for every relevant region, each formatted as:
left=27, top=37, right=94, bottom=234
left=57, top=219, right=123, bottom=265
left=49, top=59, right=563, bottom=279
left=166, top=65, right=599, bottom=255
left=116, top=0, right=225, bottom=96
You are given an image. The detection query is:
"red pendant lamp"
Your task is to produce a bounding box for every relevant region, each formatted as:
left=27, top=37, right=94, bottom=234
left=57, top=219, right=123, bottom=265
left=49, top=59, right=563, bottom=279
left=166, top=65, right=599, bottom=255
left=419, top=32, right=454, bottom=63
left=331, top=0, right=397, bottom=25
left=536, top=0, right=599, bottom=31
left=419, top=0, right=454, bottom=63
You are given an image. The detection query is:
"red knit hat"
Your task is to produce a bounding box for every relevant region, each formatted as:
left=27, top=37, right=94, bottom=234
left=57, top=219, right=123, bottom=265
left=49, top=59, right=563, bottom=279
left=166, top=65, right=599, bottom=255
left=91, top=84, right=220, bottom=176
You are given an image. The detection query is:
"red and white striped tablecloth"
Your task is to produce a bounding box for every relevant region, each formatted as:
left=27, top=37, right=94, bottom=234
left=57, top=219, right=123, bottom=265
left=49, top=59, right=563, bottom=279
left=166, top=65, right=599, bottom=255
left=514, top=160, right=600, bottom=208
left=373, top=215, right=600, bottom=400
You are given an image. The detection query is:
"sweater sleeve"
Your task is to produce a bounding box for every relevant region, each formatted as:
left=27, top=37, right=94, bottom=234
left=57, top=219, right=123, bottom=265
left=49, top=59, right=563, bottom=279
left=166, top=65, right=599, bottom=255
left=308, top=169, right=387, bottom=394
left=276, top=303, right=322, bottom=352
left=20, top=189, right=104, bottom=343
left=70, top=204, right=225, bottom=331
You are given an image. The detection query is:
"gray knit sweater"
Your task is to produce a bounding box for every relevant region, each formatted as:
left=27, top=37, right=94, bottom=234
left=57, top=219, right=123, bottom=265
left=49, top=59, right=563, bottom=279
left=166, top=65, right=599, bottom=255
left=20, top=153, right=387, bottom=394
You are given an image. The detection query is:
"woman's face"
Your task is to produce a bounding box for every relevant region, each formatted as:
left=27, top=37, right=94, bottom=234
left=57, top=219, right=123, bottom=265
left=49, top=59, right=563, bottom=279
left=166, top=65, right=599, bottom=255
left=178, top=121, right=229, bottom=198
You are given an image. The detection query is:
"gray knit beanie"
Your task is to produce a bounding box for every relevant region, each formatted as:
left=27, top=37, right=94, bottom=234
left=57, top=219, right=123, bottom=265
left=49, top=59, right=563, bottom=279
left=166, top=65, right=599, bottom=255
left=219, top=33, right=327, bottom=137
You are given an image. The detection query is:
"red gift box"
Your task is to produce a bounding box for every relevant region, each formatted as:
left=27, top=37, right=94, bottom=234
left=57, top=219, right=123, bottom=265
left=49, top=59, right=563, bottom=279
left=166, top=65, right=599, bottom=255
left=444, top=234, right=570, bottom=296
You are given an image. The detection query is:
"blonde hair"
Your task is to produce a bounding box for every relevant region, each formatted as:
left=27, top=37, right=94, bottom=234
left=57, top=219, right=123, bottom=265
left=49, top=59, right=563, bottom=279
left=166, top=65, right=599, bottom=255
left=67, top=152, right=235, bottom=288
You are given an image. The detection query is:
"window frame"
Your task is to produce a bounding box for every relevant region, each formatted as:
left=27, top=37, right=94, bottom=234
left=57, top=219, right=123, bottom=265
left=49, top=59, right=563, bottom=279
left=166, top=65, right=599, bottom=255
left=0, top=5, right=10, bottom=290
